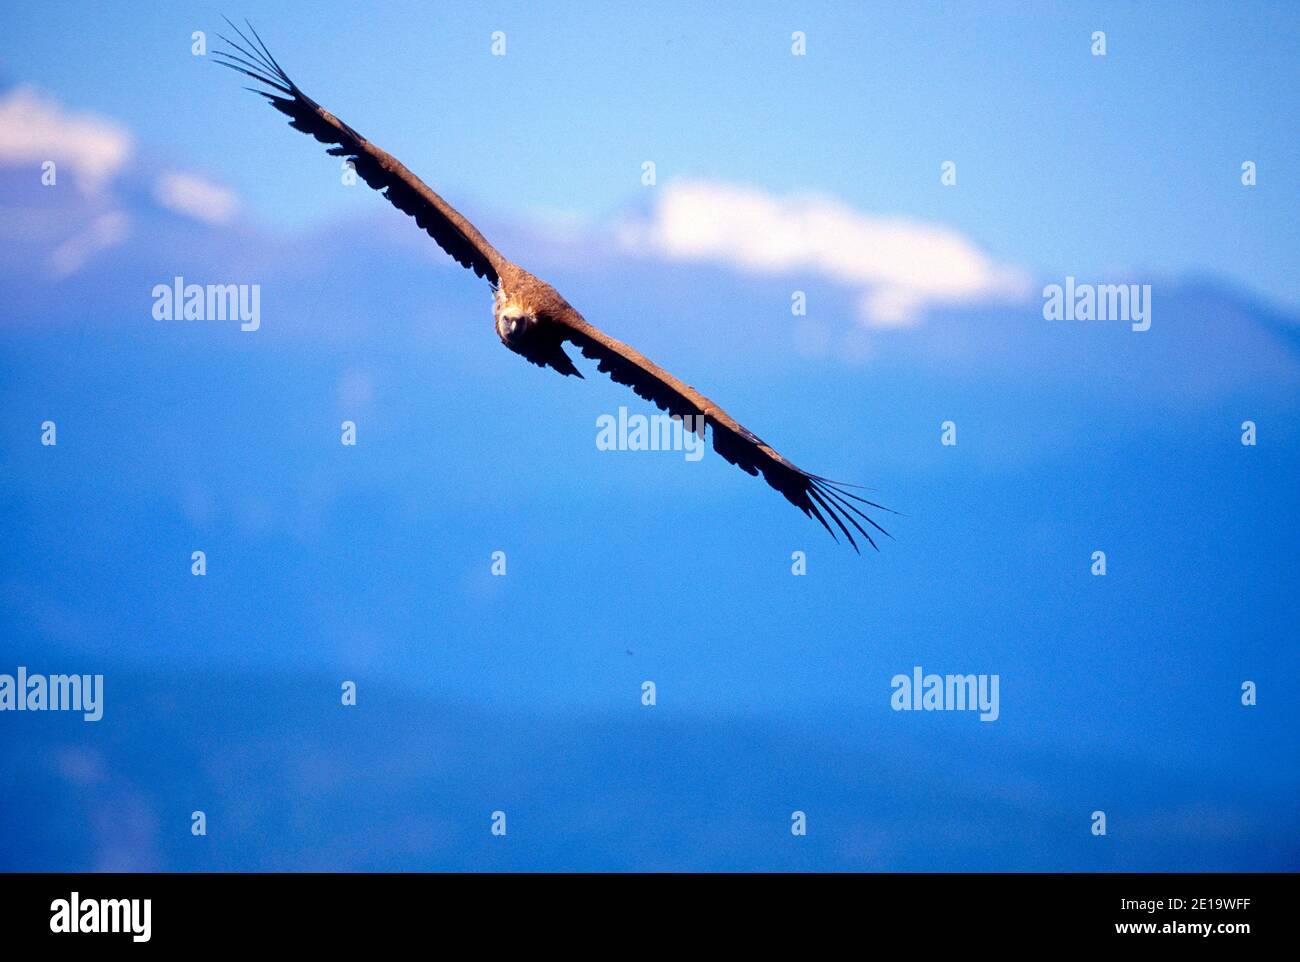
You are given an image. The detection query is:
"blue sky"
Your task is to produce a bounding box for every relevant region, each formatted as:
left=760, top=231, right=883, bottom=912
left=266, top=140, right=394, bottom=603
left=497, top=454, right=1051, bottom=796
left=3, top=1, right=1297, bottom=308
left=0, top=2, right=1297, bottom=871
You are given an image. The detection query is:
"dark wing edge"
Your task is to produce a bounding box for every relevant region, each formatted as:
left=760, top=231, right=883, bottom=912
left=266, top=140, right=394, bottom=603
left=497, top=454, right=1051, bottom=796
left=558, top=315, right=895, bottom=552
left=213, top=19, right=505, bottom=285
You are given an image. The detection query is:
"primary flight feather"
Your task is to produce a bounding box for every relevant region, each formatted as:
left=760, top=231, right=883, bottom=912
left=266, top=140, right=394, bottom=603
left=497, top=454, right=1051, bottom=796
left=215, top=21, right=892, bottom=551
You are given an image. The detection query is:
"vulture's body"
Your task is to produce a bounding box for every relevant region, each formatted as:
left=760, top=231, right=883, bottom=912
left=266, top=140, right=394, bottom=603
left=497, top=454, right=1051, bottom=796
left=216, top=21, right=892, bottom=550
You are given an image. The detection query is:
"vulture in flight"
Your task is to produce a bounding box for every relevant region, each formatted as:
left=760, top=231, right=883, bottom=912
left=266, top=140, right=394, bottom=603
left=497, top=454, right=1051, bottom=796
left=215, top=22, right=892, bottom=550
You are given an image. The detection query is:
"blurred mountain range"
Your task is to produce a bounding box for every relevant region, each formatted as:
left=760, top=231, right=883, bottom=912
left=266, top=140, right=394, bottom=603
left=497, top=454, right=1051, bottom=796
left=2, top=127, right=1297, bottom=871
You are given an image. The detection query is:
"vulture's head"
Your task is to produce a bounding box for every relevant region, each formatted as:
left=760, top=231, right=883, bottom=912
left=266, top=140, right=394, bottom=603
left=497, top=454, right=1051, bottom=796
left=494, top=302, right=536, bottom=343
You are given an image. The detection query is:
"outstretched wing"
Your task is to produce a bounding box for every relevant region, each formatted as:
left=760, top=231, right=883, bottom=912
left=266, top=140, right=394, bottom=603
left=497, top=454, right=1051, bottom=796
left=214, top=20, right=505, bottom=284
left=557, top=314, right=892, bottom=551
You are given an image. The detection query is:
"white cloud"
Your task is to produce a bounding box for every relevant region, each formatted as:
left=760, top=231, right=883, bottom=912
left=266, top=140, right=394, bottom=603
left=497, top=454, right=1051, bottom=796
left=154, top=171, right=240, bottom=225
left=617, top=179, right=1030, bottom=326
left=49, top=210, right=130, bottom=277
left=0, top=89, right=243, bottom=276
left=0, top=86, right=132, bottom=193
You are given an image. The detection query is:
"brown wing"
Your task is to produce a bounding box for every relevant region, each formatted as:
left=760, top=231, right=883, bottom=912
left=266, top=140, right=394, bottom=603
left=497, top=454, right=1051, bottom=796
left=215, top=20, right=506, bottom=284
left=557, top=314, right=892, bottom=551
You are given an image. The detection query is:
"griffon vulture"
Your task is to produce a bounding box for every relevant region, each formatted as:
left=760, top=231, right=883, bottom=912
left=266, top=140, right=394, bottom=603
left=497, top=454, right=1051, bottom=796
left=215, top=21, right=892, bottom=550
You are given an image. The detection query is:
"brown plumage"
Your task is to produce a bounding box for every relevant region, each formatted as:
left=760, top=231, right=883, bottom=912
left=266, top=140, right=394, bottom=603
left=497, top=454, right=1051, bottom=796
left=215, top=21, right=892, bottom=550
